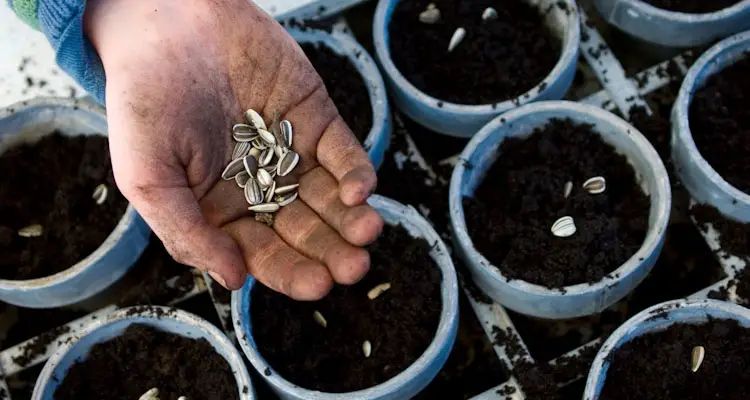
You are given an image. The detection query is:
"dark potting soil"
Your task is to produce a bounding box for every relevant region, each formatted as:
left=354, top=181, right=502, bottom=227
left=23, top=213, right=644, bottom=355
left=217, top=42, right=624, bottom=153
left=54, top=324, right=238, bottom=400
left=642, top=0, right=742, bottom=13
left=389, top=0, right=561, bottom=105
left=251, top=224, right=442, bottom=392
left=691, top=204, right=750, bottom=260
left=599, top=318, right=750, bottom=400
left=301, top=43, right=372, bottom=143
left=463, top=118, right=651, bottom=288
left=689, top=53, right=750, bottom=194
left=0, top=132, right=128, bottom=280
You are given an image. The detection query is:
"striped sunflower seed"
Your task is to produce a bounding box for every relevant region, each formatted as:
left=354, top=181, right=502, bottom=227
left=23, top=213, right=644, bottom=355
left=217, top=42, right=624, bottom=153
left=235, top=171, right=250, bottom=188
left=248, top=146, right=262, bottom=159
left=139, top=388, right=159, bottom=400
left=232, top=124, right=257, bottom=142
left=257, top=129, right=276, bottom=146
left=270, top=112, right=286, bottom=147
left=551, top=216, right=576, bottom=237
left=583, top=176, right=606, bottom=194
left=245, top=109, right=266, bottom=130
left=248, top=203, right=280, bottom=213
left=243, top=155, right=259, bottom=176
left=276, top=191, right=298, bottom=207
left=257, top=168, right=274, bottom=187
left=233, top=141, right=251, bottom=160
left=92, top=184, right=108, bottom=205
left=251, top=137, right=267, bottom=150
left=275, top=183, right=299, bottom=195
left=419, top=7, right=440, bottom=24
left=691, top=345, right=705, bottom=372
left=264, top=181, right=276, bottom=203
left=221, top=158, right=245, bottom=180
left=258, top=148, right=274, bottom=167
left=244, top=180, right=264, bottom=206
left=274, top=144, right=286, bottom=159
left=280, top=120, right=293, bottom=147
left=18, top=224, right=43, bottom=238
left=277, top=150, right=299, bottom=177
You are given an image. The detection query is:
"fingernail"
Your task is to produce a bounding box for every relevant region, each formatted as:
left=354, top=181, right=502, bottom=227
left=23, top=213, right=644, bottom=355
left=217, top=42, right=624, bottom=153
left=208, top=271, right=227, bottom=288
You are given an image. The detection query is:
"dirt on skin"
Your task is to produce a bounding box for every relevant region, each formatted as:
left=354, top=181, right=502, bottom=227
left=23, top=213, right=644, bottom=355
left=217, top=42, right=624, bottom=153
left=389, top=0, right=560, bottom=105
left=464, top=118, right=650, bottom=288
left=252, top=224, right=442, bottom=392
left=0, top=132, right=128, bottom=280
left=54, top=324, right=239, bottom=400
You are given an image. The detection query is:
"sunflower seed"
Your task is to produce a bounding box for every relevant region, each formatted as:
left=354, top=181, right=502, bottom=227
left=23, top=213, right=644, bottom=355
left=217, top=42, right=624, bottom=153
left=551, top=216, right=576, bottom=237
left=277, top=150, right=299, bottom=177
left=233, top=141, right=251, bottom=160
left=243, top=155, right=259, bottom=176
left=232, top=124, right=257, bottom=142
left=264, top=181, right=276, bottom=203
left=258, top=148, right=274, bottom=167
left=276, top=191, right=298, bottom=207
left=177, top=397, right=187, bottom=400
left=244, top=180, right=264, bottom=206
left=257, top=168, right=274, bottom=187
left=263, top=165, right=278, bottom=176
left=448, top=27, right=466, bottom=52
left=281, top=120, right=293, bottom=147
left=274, top=144, right=286, bottom=159
left=367, top=283, right=391, bottom=300
left=139, top=388, right=159, bottom=400
left=564, top=181, right=573, bottom=199
left=222, top=158, right=245, bottom=180
left=248, top=203, right=280, bottom=213
left=245, top=109, right=266, bottom=130
left=257, top=129, right=276, bottom=146
left=691, top=345, right=705, bottom=372
left=18, top=224, right=43, bottom=238
left=270, top=112, right=286, bottom=147
left=481, top=7, right=497, bottom=21
left=313, top=310, right=327, bottom=328
left=92, top=184, right=108, bottom=205
left=235, top=171, right=250, bottom=188
left=362, top=340, right=372, bottom=358
left=583, top=176, right=606, bottom=194
left=419, top=7, right=441, bottom=24
left=275, top=183, right=299, bottom=195
left=251, top=137, right=267, bottom=150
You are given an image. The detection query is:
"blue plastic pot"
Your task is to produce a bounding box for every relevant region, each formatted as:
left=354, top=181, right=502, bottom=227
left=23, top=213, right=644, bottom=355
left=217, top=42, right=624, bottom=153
left=32, top=306, right=254, bottom=399
left=372, top=0, right=580, bottom=137
left=289, top=28, right=392, bottom=170
left=449, top=101, right=671, bottom=319
left=595, top=0, right=750, bottom=48
left=232, top=194, right=459, bottom=400
left=583, top=298, right=750, bottom=399
left=672, top=31, right=750, bottom=223
left=0, top=98, right=150, bottom=308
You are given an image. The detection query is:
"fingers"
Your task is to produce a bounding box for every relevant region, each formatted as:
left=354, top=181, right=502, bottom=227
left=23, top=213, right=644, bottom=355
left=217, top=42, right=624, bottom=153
left=316, top=117, right=378, bottom=206
left=273, top=199, right=371, bottom=285
left=123, top=184, right=247, bottom=290
left=223, top=218, right=333, bottom=300
left=298, top=166, right=383, bottom=246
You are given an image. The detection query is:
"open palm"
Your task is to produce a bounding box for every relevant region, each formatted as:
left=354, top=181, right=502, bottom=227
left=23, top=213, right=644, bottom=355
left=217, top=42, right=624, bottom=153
left=85, top=0, right=383, bottom=299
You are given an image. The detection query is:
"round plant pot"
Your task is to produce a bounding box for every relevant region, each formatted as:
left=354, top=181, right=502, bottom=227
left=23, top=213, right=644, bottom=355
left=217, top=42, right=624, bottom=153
left=449, top=101, right=671, bottom=319
left=372, top=0, right=580, bottom=138
left=583, top=298, right=750, bottom=399
left=595, top=0, right=750, bottom=48
left=289, top=28, right=392, bottom=170
left=672, top=31, right=750, bottom=223
left=0, top=98, right=150, bottom=308
left=232, top=194, right=459, bottom=400
left=32, top=306, right=254, bottom=399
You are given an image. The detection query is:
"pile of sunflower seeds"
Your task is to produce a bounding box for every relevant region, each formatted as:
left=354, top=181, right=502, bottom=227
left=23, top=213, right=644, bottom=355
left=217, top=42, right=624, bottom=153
left=221, top=109, right=301, bottom=226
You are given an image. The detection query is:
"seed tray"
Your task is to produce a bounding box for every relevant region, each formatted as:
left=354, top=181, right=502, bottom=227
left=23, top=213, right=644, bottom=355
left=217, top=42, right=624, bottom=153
left=0, top=2, right=747, bottom=400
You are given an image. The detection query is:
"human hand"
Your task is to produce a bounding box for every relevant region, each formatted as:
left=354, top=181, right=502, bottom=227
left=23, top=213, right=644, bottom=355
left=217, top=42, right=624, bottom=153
left=84, top=0, right=383, bottom=299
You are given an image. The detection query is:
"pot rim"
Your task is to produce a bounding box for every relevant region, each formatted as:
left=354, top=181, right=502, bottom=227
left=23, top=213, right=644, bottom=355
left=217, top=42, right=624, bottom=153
left=607, top=0, right=750, bottom=21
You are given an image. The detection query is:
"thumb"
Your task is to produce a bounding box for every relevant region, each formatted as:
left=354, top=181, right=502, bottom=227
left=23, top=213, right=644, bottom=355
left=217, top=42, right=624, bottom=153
left=118, top=180, right=247, bottom=290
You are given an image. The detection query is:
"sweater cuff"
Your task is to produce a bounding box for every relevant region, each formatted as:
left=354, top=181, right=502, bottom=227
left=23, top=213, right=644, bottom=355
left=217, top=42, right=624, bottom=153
left=13, top=0, right=107, bottom=104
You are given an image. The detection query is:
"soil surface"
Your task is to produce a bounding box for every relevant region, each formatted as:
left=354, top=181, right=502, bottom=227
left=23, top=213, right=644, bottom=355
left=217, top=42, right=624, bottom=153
left=464, top=118, right=651, bottom=288
left=301, top=43, right=372, bottom=143
left=642, top=0, right=742, bottom=13
left=600, top=318, right=750, bottom=400
left=689, top=54, right=750, bottom=194
left=252, top=224, right=442, bottom=392
left=0, top=132, right=128, bottom=280
left=389, top=0, right=560, bottom=105
left=54, top=324, right=239, bottom=400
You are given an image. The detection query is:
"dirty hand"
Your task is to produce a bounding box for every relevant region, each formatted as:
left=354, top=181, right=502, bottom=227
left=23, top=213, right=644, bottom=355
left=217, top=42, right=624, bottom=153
left=84, top=0, right=383, bottom=298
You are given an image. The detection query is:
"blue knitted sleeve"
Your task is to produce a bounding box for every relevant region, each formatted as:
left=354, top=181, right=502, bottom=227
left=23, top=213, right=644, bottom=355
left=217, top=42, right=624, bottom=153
left=8, top=0, right=106, bottom=104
